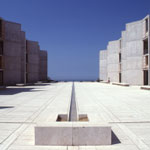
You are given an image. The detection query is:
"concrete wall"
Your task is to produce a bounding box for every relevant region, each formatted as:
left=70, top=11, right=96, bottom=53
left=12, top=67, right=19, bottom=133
left=39, top=50, right=47, bottom=81
left=20, top=31, right=26, bottom=84
left=99, top=50, right=107, bottom=81
left=107, top=40, right=120, bottom=82
left=0, top=18, right=48, bottom=85
left=99, top=15, right=150, bottom=85
left=3, top=21, right=22, bottom=85
left=148, top=34, right=150, bottom=85
left=26, top=40, right=40, bottom=83
left=121, top=19, right=146, bottom=85
left=146, top=16, right=150, bottom=85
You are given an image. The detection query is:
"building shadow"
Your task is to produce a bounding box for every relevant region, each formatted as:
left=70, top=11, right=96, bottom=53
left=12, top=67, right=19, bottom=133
left=33, top=83, right=51, bottom=86
left=112, top=131, right=121, bottom=144
left=0, top=87, right=43, bottom=95
left=0, top=106, right=14, bottom=109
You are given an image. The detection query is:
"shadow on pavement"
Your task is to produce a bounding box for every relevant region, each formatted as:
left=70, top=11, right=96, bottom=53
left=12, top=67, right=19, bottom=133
left=34, top=83, right=51, bottom=86
left=0, top=88, right=44, bottom=95
left=112, top=131, right=121, bottom=144
left=0, top=106, right=14, bottom=109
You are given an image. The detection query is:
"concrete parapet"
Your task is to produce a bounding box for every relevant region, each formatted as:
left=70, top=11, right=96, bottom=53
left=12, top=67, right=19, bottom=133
left=99, top=50, right=107, bottom=81
left=100, top=81, right=110, bottom=84
left=141, top=86, right=150, bottom=90
left=35, top=122, right=111, bottom=146
left=112, top=82, right=129, bottom=87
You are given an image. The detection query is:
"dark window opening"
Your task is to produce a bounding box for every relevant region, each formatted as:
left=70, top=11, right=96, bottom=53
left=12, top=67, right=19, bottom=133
left=26, top=40, right=28, bottom=53
left=143, top=70, right=148, bottom=85
left=143, top=39, right=148, bottom=55
left=26, top=64, right=28, bottom=73
left=0, top=20, right=2, bottom=38
left=0, top=71, right=3, bottom=85
left=26, top=73, right=28, bottom=83
left=0, top=56, right=3, bottom=69
left=26, top=54, right=28, bottom=63
left=119, top=73, right=121, bottom=83
left=145, top=55, right=148, bottom=66
left=0, top=41, right=3, bottom=55
left=119, top=63, right=121, bottom=72
left=146, top=18, right=148, bottom=33
left=119, top=53, right=121, bottom=63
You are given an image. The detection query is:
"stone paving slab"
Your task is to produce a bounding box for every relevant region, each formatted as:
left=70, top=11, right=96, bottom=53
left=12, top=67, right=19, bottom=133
left=0, top=82, right=150, bottom=149
left=35, top=122, right=111, bottom=146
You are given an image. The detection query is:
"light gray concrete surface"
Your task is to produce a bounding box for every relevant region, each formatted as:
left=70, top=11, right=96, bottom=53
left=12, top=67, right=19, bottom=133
left=0, top=82, right=150, bottom=149
left=121, top=19, right=144, bottom=85
left=99, top=50, right=107, bottom=81
left=26, top=40, right=40, bottom=83
left=0, top=18, right=48, bottom=86
left=35, top=123, right=111, bottom=146
left=35, top=123, right=73, bottom=146
left=39, top=50, right=47, bottom=81
left=99, top=15, right=150, bottom=85
left=72, top=123, right=111, bottom=146
left=3, top=21, right=22, bottom=85
left=107, top=40, right=120, bottom=83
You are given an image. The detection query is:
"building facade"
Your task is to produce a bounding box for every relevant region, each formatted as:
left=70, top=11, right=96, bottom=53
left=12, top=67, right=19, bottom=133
left=0, top=18, right=48, bottom=86
left=99, top=50, right=107, bottom=81
left=99, top=15, right=150, bottom=85
left=39, top=50, right=48, bottom=81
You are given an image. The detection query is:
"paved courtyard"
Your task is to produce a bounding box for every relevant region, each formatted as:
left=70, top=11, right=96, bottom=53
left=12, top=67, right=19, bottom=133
left=0, top=82, right=150, bottom=150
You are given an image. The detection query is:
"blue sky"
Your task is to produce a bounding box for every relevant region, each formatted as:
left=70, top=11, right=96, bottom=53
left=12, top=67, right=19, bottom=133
left=0, top=0, right=150, bottom=80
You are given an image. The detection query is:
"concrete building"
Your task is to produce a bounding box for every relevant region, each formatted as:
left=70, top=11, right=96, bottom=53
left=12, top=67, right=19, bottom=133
left=39, top=50, right=48, bottom=81
left=0, top=18, right=48, bottom=86
left=107, top=40, right=121, bottom=83
left=99, top=15, right=150, bottom=85
left=26, top=40, right=40, bottom=83
left=99, top=50, right=107, bottom=81
left=20, top=31, right=26, bottom=84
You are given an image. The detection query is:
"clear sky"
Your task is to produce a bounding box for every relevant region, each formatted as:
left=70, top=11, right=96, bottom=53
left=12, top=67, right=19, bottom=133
left=0, top=0, right=150, bottom=80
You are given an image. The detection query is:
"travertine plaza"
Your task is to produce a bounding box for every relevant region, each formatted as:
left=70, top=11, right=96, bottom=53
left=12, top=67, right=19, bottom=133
left=0, top=18, right=48, bottom=86
left=0, top=82, right=150, bottom=150
left=99, top=15, right=150, bottom=85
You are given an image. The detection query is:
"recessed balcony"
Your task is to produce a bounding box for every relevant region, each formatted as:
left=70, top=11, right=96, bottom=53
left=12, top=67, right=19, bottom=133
left=143, top=55, right=149, bottom=69
left=143, top=38, right=148, bottom=55
left=0, top=56, right=4, bottom=70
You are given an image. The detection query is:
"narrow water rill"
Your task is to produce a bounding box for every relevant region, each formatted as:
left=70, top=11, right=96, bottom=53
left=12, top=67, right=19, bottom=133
left=35, top=82, right=112, bottom=146
left=56, top=82, right=88, bottom=122
left=69, top=83, right=77, bottom=121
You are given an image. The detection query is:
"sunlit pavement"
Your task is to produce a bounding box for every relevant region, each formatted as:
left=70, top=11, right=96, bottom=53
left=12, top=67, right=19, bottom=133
left=0, top=82, right=150, bottom=150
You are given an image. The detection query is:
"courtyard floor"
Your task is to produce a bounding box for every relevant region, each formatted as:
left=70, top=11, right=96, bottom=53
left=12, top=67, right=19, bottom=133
left=0, top=82, right=150, bottom=150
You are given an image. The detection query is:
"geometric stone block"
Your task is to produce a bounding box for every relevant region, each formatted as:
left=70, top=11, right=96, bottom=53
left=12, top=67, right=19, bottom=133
left=112, top=82, right=129, bottom=86
left=35, top=122, right=111, bottom=146
left=35, top=126, right=72, bottom=145
left=72, top=126, right=111, bottom=145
